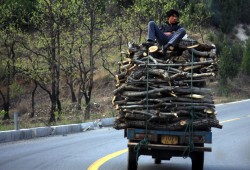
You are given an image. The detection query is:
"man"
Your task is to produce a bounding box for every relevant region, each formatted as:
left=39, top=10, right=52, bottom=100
left=144, top=9, right=186, bottom=54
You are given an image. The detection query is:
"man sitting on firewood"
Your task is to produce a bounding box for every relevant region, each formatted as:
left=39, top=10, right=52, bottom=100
left=143, top=9, right=186, bottom=54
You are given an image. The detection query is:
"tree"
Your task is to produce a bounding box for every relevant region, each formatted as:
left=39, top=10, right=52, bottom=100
left=241, top=38, right=250, bottom=75
left=75, top=0, right=109, bottom=120
left=210, top=0, right=239, bottom=33
left=217, top=37, right=243, bottom=95
left=0, top=1, right=28, bottom=119
left=182, top=0, right=211, bottom=42
left=20, top=0, right=73, bottom=122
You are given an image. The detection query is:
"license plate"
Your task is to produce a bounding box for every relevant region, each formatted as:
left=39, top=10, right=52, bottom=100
left=161, top=135, right=178, bottom=144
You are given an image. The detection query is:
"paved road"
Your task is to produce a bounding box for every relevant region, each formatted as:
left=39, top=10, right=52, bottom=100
left=0, top=100, right=250, bottom=170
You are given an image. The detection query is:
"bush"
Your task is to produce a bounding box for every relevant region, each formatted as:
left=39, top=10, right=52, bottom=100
left=218, top=37, right=243, bottom=95
left=16, top=103, right=29, bottom=116
left=241, top=38, right=250, bottom=75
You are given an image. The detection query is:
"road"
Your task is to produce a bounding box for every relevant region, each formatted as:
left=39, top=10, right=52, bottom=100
left=0, top=100, right=250, bottom=170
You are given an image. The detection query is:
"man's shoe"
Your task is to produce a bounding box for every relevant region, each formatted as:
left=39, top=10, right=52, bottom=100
left=142, top=40, right=155, bottom=47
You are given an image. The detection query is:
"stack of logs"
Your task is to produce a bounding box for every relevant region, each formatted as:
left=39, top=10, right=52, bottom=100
left=112, top=39, right=222, bottom=131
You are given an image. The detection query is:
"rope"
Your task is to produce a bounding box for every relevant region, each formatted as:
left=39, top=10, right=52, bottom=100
left=133, top=137, right=149, bottom=162
left=183, top=41, right=195, bottom=158
left=133, top=49, right=151, bottom=162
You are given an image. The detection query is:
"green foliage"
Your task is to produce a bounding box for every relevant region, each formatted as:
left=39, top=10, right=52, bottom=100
left=209, top=0, right=250, bottom=33
left=217, top=37, right=243, bottom=95
left=182, top=0, right=211, bottom=30
left=10, top=82, right=25, bottom=98
left=0, top=110, right=6, bottom=117
left=0, top=63, right=7, bottom=82
left=0, top=0, right=37, bottom=31
left=181, top=0, right=211, bottom=42
left=241, top=38, right=250, bottom=75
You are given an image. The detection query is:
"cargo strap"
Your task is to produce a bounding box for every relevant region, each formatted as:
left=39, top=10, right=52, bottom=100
left=133, top=48, right=151, bottom=162
left=183, top=41, right=195, bottom=157
left=133, top=137, right=149, bottom=162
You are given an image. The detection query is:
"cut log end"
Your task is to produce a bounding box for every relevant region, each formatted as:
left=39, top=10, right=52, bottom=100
left=149, top=46, right=158, bottom=53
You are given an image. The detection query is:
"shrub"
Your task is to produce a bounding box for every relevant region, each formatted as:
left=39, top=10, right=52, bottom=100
left=241, top=38, right=250, bottom=75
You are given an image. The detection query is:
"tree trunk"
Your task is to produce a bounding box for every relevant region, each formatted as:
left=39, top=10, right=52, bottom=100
left=76, top=84, right=84, bottom=110
left=84, top=95, right=91, bottom=120
left=49, top=1, right=57, bottom=122
left=68, top=77, right=77, bottom=102
left=30, top=81, right=38, bottom=118
left=56, top=28, right=61, bottom=115
left=49, top=94, right=56, bottom=122
left=0, top=90, right=9, bottom=120
left=2, top=61, right=11, bottom=120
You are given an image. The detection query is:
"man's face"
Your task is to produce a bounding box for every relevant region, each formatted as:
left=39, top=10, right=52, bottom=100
left=168, top=14, right=178, bottom=24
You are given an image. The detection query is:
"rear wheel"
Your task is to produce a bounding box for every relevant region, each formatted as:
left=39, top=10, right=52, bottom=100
left=191, top=144, right=204, bottom=170
left=154, top=158, right=161, bottom=164
left=128, top=147, right=137, bottom=170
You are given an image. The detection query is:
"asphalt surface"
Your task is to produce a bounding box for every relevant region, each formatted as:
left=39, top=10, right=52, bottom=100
left=0, top=100, right=250, bottom=170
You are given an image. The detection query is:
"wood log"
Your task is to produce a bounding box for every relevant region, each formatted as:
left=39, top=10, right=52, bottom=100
left=188, top=48, right=212, bottom=57
left=148, top=69, right=170, bottom=80
left=134, top=51, right=146, bottom=58
left=115, top=78, right=126, bottom=87
left=187, top=72, right=215, bottom=78
left=118, top=58, right=131, bottom=65
left=148, top=55, right=158, bottom=64
left=169, top=102, right=214, bottom=107
left=139, top=60, right=214, bottom=67
left=183, top=65, right=202, bottom=71
left=113, top=84, right=126, bottom=95
left=118, top=102, right=172, bottom=109
left=194, top=43, right=215, bottom=51
left=120, top=64, right=131, bottom=71
left=122, top=86, right=175, bottom=97
left=173, top=105, right=215, bottom=111
left=116, top=72, right=127, bottom=80
left=125, top=112, right=152, bottom=120
left=149, top=46, right=158, bottom=53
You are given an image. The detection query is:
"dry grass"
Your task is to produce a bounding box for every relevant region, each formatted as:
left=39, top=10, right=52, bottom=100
left=208, top=75, right=250, bottom=104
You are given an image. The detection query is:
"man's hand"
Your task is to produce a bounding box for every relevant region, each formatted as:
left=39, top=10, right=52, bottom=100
left=164, top=32, right=173, bottom=36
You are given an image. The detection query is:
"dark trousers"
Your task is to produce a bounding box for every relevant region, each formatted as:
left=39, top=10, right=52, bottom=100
left=147, top=21, right=186, bottom=46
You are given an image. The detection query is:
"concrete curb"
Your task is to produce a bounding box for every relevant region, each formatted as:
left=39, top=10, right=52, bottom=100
left=0, top=117, right=115, bottom=143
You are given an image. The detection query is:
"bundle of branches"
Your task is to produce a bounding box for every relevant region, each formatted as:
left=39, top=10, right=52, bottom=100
left=113, top=39, right=222, bottom=131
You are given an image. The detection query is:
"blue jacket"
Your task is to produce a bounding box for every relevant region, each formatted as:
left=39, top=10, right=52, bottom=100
left=159, top=22, right=182, bottom=33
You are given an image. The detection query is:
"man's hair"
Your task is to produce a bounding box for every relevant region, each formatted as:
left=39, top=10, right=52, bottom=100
left=166, top=9, right=180, bottom=18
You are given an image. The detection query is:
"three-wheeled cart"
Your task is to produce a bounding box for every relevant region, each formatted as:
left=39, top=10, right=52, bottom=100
left=126, top=128, right=212, bottom=170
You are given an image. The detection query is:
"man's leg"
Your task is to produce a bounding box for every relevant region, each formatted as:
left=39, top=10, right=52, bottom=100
left=167, top=28, right=186, bottom=46
left=147, top=21, right=169, bottom=46
left=162, top=28, right=186, bottom=54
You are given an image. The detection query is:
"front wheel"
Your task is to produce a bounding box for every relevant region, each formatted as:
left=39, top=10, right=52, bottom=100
left=128, top=147, right=137, bottom=170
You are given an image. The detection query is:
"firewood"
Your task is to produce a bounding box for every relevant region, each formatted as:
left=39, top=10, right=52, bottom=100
left=122, top=86, right=175, bottom=97
left=149, top=46, right=158, bottom=53
left=113, top=41, right=222, bottom=131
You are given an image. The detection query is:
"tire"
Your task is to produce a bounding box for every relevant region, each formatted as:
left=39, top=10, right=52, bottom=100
left=191, top=144, right=204, bottom=170
left=154, top=158, right=161, bottom=164
left=128, top=147, right=137, bottom=170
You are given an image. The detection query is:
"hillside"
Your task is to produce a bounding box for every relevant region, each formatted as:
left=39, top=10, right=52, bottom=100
left=1, top=0, right=250, bottom=130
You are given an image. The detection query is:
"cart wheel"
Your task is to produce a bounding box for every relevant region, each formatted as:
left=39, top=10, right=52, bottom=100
left=191, top=144, right=204, bottom=170
left=128, top=147, right=137, bottom=170
left=154, top=158, right=161, bottom=164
